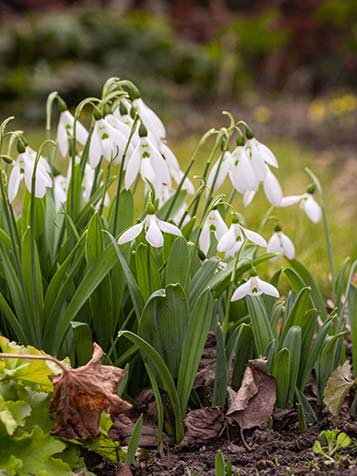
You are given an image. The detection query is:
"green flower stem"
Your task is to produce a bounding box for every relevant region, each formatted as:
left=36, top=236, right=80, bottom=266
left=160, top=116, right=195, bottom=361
left=112, top=116, right=139, bottom=237
left=45, top=91, right=58, bottom=170
left=222, top=240, right=248, bottom=339
left=164, top=128, right=217, bottom=221
left=305, top=167, right=335, bottom=286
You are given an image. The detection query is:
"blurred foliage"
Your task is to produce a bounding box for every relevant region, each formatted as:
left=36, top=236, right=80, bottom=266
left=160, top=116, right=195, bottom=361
left=0, top=7, right=287, bottom=122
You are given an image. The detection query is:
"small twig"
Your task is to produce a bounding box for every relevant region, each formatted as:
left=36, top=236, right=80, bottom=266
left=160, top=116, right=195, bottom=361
left=0, top=352, right=68, bottom=373
left=240, top=427, right=252, bottom=451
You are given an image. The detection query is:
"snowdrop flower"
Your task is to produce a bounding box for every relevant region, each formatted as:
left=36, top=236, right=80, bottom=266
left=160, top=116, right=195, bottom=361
left=133, top=98, right=166, bottom=143
left=231, top=271, right=280, bottom=301
left=245, top=136, right=278, bottom=182
left=124, top=124, right=171, bottom=191
left=199, top=209, right=228, bottom=255
left=263, top=168, right=283, bottom=206
left=280, top=187, right=322, bottom=223
left=89, top=118, right=133, bottom=168
left=56, top=110, right=88, bottom=157
left=217, top=214, right=267, bottom=257
left=8, top=146, right=52, bottom=202
left=207, top=152, right=233, bottom=192
left=118, top=206, right=182, bottom=248
left=53, top=175, right=68, bottom=211
left=159, top=141, right=194, bottom=194
left=267, top=224, right=295, bottom=261
left=229, top=146, right=258, bottom=194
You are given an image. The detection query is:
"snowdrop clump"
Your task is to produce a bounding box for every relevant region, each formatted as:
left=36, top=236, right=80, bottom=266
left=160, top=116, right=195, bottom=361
left=3, top=77, right=323, bottom=311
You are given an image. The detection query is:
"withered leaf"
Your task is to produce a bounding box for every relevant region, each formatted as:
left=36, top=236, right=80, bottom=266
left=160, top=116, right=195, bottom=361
left=180, top=407, right=224, bottom=446
left=227, top=358, right=276, bottom=430
left=50, top=343, right=132, bottom=440
left=117, top=463, right=133, bottom=476
left=324, top=360, right=355, bottom=417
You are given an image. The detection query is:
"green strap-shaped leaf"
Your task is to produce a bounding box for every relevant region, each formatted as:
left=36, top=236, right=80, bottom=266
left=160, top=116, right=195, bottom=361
left=118, top=330, right=184, bottom=443
left=246, top=296, right=274, bottom=357
left=177, top=288, right=213, bottom=416
left=272, top=347, right=290, bottom=408
left=125, top=414, right=143, bottom=465
left=212, top=323, right=228, bottom=407
left=282, top=326, right=301, bottom=406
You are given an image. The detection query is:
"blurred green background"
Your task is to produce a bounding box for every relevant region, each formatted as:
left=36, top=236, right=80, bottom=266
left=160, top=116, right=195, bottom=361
left=0, top=0, right=356, bottom=289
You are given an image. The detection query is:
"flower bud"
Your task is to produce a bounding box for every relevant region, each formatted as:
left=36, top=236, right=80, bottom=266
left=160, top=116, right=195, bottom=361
left=306, top=183, right=315, bottom=194
left=250, top=267, right=258, bottom=277
left=245, top=127, right=254, bottom=140
left=0, top=154, right=13, bottom=164
left=119, top=101, right=128, bottom=116
left=139, top=122, right=148, bottom=138
left=236, top=129, right=245, bottom=147
left=128, top=86, right=141, bottom=101
left=16, top=137, right=26, bottom=154
left=146, top=201, right=155, bottom=215
left=56, top=96, right=67, bottom=112
left=93, top=106, right=103, bottom=121
left=231, top=212, right=239, bottom=224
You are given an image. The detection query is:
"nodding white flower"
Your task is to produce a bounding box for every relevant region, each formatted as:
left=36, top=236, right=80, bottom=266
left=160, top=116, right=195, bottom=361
left=53, top=175, right=68, bottom=211
left=280, top=190, right=322, bottom=223
left=217, top=216, right=267, bottom=257
left=8, top=147, right=52, bottom=202
left=89, top=118, right=133, bottom=168
left=159, top=141, right=194, bottom=194
left=263, top=169, right=283, bottom=206
left=199, top=210, right=228, bottom=255
left=133, top=98, right=166, bottom=143
left=245, top=137, right=278, bottom=182
left=229, top=146, right=259, bottom=194
left=56, top=110, right=88, bottom=157
left=125, top=136, right=171, bottom=191
left=118, top=211, right=182, bottom=248
left=207, top=152, right=233, bottom=192
left=231, top=274, right=280, bottom=301
left=267, top=225, right=295, bottom=261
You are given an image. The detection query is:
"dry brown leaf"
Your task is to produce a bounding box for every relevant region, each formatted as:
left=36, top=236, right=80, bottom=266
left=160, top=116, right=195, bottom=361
left=117, top=463, right=133, bottom=476
left=227, top=358, right=276, bottom=431
left=180, top=407, right=224, bottom=446
left=324, top=360, right=355, bottom=417
left=110, top=414, right=170, bottom=447
left=49, top=343, right=132, bottom=440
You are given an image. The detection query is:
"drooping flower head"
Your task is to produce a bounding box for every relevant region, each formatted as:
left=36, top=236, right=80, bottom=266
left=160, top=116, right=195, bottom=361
left=199, top=209, right=228, bottom=255
left=8, top=145, right=52, bottom=202
left=56, top=107, right=88, bottom=158
left=217, top=213, right=267, bottom=257
left=231, top=268, right=280, bottom=301
left=118, top=202, right=182, bottom=248
left=280, top=184, right=322, bottom=223
left=267, top=223, right=295, bottom=261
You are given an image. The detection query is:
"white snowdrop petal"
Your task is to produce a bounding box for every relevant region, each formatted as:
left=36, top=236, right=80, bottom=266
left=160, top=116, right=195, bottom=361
left=56, top=117, right=69, bottom=157
left=263, top=170, right=283, bottom=206
left=267, top=233, right=282, bottom=261
left=8, top=165, right=22, bottom=203
left=281, top=232, right=295, bottom=259
left=145, top=218, right=164, bottom=248
left=160, top=142, right=180, bottom=172
left=259, top=142, right=278, bottom=168
left=158, top=219, right=182, bottom=237
left=199, top=225, right=210, bottom=255
left=257, top=278, right=280, bottom=298
left=231, top=281, right=251, bottom=301
left=118, top=223, right=144, bottom=245
left=303, top=195, right=322, bottom=223
left=243, top=190, right=256, bottom=207
left=89, top=124, right=103, bottom=168
left=242, top=227, right=267, bottom=247
left=280, top=195, right=305, bottom=207
left=217, top=227, right=236, bottom=252
left=125, top=145, right=141, bottom=189
left=207, top=153, right=231, bottom=191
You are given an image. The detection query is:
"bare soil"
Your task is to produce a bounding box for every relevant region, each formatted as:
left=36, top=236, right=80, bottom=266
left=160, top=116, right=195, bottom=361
left=88, top=415, right=357, bottom=476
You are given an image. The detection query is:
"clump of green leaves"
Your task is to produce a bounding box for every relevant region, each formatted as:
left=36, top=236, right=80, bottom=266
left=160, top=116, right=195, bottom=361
left=0, top=338, right=91, bottom=476
left=312, top=429, right=351, bottom=464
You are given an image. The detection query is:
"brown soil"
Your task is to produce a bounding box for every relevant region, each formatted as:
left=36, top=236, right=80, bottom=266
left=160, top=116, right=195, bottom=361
left=89, top=416, right=357, bottom=476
